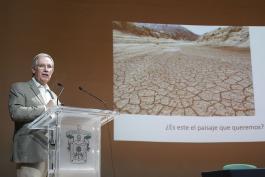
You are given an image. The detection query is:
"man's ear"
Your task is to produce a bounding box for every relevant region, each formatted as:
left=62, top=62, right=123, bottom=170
left=32, top=68, right=36, bottom=74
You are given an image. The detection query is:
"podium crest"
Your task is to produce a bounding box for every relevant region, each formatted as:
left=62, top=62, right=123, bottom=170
left=66, top=125, right=91, bottom=163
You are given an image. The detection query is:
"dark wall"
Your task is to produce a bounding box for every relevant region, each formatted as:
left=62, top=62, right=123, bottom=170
left=1, top=0, right=265, bottom=177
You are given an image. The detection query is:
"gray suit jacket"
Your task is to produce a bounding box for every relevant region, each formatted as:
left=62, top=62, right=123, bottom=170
left=8, top=79, right=58, bottom=163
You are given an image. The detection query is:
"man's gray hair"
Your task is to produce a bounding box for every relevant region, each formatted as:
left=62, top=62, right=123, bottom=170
left=32, top=53, right=54, bottom=68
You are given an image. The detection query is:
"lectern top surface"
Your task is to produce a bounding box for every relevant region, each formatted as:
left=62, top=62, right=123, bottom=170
left=27, top=106, right=116, bottom=129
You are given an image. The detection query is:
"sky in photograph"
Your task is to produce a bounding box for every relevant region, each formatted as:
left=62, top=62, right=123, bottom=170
left=181, top=25, right=227, bottom=35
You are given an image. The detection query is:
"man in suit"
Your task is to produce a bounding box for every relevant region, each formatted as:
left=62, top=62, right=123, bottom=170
left=9, top=53, right=58, bottom=177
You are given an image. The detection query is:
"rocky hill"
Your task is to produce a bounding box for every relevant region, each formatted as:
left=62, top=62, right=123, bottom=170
left=113, top=21, right=199, bottom=41
left=196, top=26, right=249, bottom=47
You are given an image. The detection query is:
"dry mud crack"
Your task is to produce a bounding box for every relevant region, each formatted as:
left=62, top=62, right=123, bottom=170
left=114, top=35, right=255, bottom=116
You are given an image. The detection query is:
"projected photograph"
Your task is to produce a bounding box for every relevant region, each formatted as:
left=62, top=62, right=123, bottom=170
left=113, top=21, right=255, bottom=116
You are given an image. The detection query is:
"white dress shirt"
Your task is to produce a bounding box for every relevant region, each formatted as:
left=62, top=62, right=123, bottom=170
left=32, top=77, right=53, bottom=105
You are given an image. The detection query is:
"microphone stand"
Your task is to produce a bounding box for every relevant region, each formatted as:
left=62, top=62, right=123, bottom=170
left=57, top=83, right=64, bottom=106
left=78, top=86, right=108, bottom=109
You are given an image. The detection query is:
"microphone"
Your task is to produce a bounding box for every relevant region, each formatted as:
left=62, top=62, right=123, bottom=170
left=57, top=82, right=64, bottom=106
left=78, top=86, right=108, bottom=109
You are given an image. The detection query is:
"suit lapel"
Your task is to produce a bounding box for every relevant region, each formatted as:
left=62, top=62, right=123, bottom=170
left=28, top=80, right=46, bottom=105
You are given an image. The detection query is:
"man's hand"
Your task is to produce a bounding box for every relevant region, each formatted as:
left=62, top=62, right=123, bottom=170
left=46, top=99, right=56, bottom=109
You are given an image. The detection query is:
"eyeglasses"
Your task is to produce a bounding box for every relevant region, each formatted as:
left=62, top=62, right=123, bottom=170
left=37, top=64, right=54, bottom=70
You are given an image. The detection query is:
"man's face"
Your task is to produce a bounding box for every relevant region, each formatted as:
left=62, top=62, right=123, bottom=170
left=32, top=57, right=54, bottom=85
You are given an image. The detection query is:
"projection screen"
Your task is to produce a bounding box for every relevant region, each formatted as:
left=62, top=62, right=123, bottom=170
left=113, top=21, right=265, bottom=142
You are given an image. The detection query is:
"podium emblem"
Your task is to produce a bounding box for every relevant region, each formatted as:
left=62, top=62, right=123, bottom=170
left=66, top=125, right=91, bottom=163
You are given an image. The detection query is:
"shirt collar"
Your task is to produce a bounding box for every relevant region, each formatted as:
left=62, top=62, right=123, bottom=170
left=32, top=77, right=50, bottom=90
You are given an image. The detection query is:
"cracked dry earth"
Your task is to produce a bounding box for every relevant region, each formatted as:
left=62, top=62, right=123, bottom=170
left=113, top=32, right=255, bottom=116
